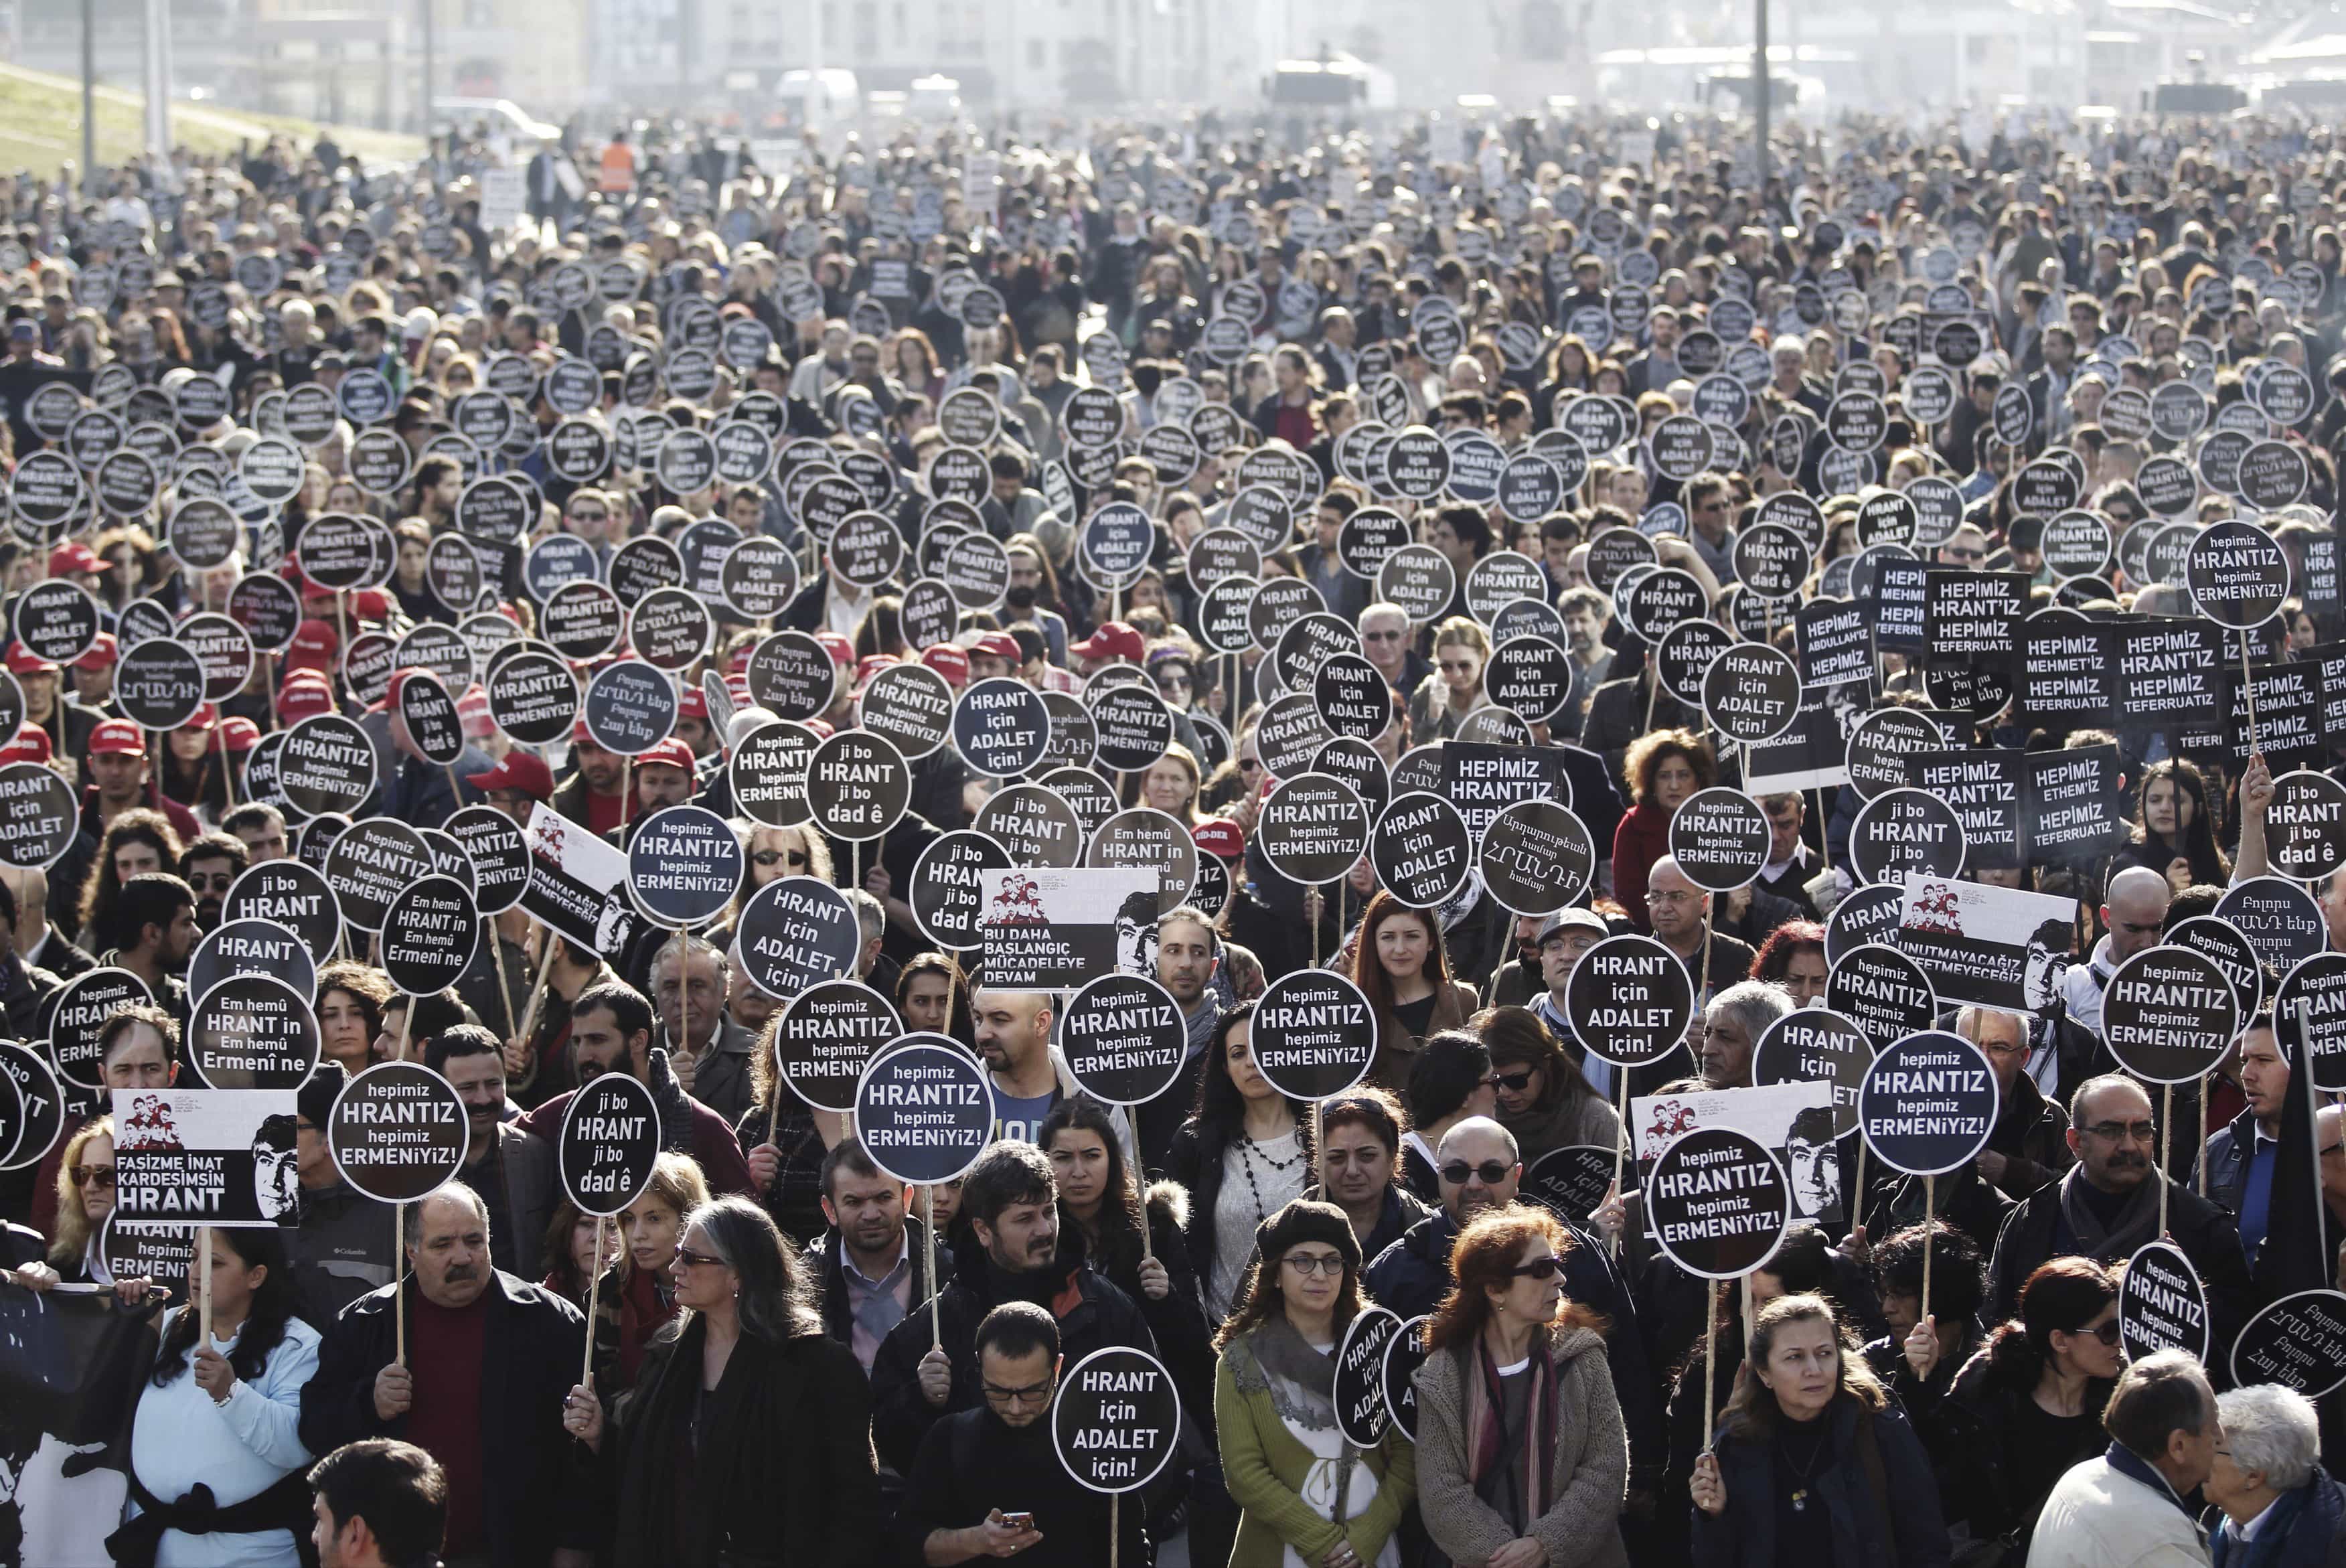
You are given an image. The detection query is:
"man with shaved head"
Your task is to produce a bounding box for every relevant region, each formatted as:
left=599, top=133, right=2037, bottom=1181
left=972, top=987, right=1062, bottom=1144
left=2043, top=864, right=2171, bottom=1097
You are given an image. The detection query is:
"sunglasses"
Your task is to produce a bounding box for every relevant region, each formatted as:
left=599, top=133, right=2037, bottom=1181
left=1494, top=1069, right=1536, bottom=1091
left=70, top=1164, right=116, bottom=1189
left=2070, top=1319, right=2122, bottom=1346
left=1441, top=1160, right=1512, bottom=1186
left=673, top=1244, right=726, bottom=1269
left=1508, top=1255, right=1563, bottom=1281
left=752, top=850, right=809, bottom=868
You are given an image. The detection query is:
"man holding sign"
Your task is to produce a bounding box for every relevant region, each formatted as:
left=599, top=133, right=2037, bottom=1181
left=298, top=1184, right=594, bottom=1568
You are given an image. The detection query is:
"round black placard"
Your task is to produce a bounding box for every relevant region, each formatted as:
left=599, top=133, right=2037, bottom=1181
left=1566, top=935, right=1693, bottom=1066
left=329, top=1061, right=471, bottom=1203
left=187, top=974, right=320, bottom=1090
left=736, top=876, right=862, bottom=999
left=1250, top=969, right=1377, bottom=1100
left=1648, top=1125, right=1792, bottom=1280
left=1061, top=972, right=1188, bottom=1106
left=854, top=1038, right=993, bottom=1185
left=1369, top=792, right=1472, bottom=910
left=773, top=979, right=903, bottom=1113
left=1480, top=799, right=1595, bottom=917
left=2101, top=945, right=2240, bottom=1086
left=628, top=805, right=745, bottom=927
left=1668, top=787, right=1770, bottom=893
left=2120, top=1239, right=2212, bottom=1366
left=1052, top=1345, right=1184, bottom=1494
left=557, top=1071, right=663, bottom=1215
left=1859, top=1030, right=1999, bottom=1176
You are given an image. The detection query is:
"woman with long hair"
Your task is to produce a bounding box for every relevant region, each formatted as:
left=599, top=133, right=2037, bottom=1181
left=592, top=1152, right=711, bottom=1397
left=568, top=1195, right=880, bottom=1567
left=1039, top=1096, right=1213, bottom=1410
left=1213, top=1198, right=1415, bottom=1568
left=1472, top=1006, right=1622, bottom=1166
left=47, top=1115, right=116, bottom=1277
left=1613, top=729, right=1715, bottom=933
left=1165, top=1002, right=1314, bottom=1322
left=1931, top=1258, right=2121, bottom=1564
left=894, top=951, right=976, bottom=1046
left=2112, top=757, right=2231, bottom=892
left=542, top=1196, right=622, bottom=1307
left=158, top=712, right=230, bottom=823
left=1412, top=1208, right=1628, bottom=1568
left=1689, top=1293, right=1948, bottom=1568
left=1350, top=891, right=1478, bottom=1091
left=118, top=1227, right=319, bottom=1567
left=78, top=809, right=184, bottom=955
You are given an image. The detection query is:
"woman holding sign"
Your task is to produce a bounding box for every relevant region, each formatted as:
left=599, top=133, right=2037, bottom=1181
left=1166, top=1003, right=1314, bottom=1322
left=1213, top=1198, right=1415, bottom=1568
left=1411, top=1206, right=1630, bottom=1568
left=567, top=1195, right=880, bottom=1567
left=1688, top=1295, right=1948, bottom=1568
left=1614, top=730, right=1713, bottom=935
left=115, top=1229, right=319, bottom=1568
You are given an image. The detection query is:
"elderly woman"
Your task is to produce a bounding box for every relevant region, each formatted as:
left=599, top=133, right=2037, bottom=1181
left=1412, top=1206, right=1629, bottom=1568
left=2207, top=1384, right=2346, bottom=1565
left=1691, top=1293, right=1948, bottom=1568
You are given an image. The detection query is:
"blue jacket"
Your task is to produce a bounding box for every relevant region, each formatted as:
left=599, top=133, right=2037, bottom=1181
left=2198, top=1106, right=2258, bottom=1221
left=2211, top=1472, right=2346, bottom=1568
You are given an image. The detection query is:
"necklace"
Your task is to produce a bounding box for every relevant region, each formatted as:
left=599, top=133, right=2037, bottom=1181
left=1235, top=1129, right=1302, bottom=1226
left=1782, top=1420, right=1832, bottom=1513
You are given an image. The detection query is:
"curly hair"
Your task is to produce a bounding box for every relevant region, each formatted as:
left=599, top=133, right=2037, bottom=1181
left=78, top=809, right=183, bottom=943
left=1622, top=728, right=1715, bottom=805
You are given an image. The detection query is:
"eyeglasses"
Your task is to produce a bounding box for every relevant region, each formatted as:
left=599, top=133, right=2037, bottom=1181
left=1944, top=547, right=1986, bottom=563
left=752, top=850, right=809, bottom=868
left=2084, top=1121, right=2159, bottom=1144
left=1494, top=1069, right=1537, bottom=1091
left=1282, top=1251, right=1347, bottom=1277
left=673, top=1244, right=726, bottom=1269
left=1508, top=1255, right=1563, bottom=1281
left=1441, top=1160, right=1513, bottom=1186
left=70, top=1164, right=116, bottom=1189
left=1363, top=629, right=1403, bottom=642
left=982, top=1379, right=1055, bottom=1406
left=185, top=872, right=235, bottom=892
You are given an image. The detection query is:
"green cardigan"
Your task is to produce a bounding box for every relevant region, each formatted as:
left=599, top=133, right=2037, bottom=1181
left=1213, top=1332, right=1417, bottom=1568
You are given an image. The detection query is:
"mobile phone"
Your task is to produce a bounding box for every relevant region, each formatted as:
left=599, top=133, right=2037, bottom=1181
left=1001, top=1513, right=1034, bottom=1531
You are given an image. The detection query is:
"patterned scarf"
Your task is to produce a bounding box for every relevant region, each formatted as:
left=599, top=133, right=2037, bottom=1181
left=1464, top=1334, right=1559, bottom=1531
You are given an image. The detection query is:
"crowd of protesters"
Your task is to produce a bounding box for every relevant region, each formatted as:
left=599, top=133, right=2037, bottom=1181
left=0, top=94, right=2341, bottom=1568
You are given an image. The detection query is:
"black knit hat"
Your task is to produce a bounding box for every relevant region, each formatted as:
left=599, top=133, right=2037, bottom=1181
left=297, top=1059, right=347, bottom=1129
left=1253, top=1198, right=1360, bottom=1273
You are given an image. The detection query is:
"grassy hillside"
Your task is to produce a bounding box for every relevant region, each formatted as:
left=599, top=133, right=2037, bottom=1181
left=0, top=60, right=422, bottom=179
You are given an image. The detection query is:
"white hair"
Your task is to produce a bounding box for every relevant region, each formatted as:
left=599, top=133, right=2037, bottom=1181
left=1709, top=978, right=1792, bottom=1041
left=2215, top=1385, right=2321, bottom=1492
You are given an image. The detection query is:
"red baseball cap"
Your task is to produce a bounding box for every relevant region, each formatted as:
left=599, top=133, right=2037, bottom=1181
left=277, top=678, right=335, bottom=724
left=4, top=643, right=55, bottom=676
left=74, top=633, right=117, bottom=673
left=634, top=738, right=696, bottom=774
left=352, top=589, right=391, bottom=623
left=677, top=686, right=708, bottom=721
left=288, top=620, right=339, bottom=674
left=0, top=724, right=51, bottom=765
left=466, top=751, right=556, bottom=801
left=180, top=704, right=218, bottom=733
left=920, top=643, right=971, bottom=686
left=457, top=684, right=493, bottom=738
left=854, top=654, right=895, bottom=687
left=48, top=543, right=99, bottom=577
left=813, top=631, right=854, bottom=669
left=1193, top=817, right=1245, bottom=859
left=90, top=718, right=145, bottom=757
left=971, top=631, right=1021, bottom=662
left=1071, top=621, right=1145, bottom=664
left=220, top=717, right=260, bottom=754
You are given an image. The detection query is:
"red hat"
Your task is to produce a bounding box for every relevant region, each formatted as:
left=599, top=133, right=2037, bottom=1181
left=3, top=643, right=55, bottom=676
left=677, top=686, right=708, bottom=720
left=287, top=620, right=339, bottom=674
left=352, top=589, right=391, bottom=623
left=48, top=543, right=99, bottom=577
left=277, top=678, right=335, bottom=723
left=466, top=751, right=556, bottom=801
left=854, top=654, right=895, bottom=687
left=723, top=673, right=752, bottom=707
left=803, top=718, right=834, bottom=740
left=220, top=717, right=260, bottom=754
left=813, top=631, right=854, bottom=670
left=0, top=724, right=51, bottom=765
left=457, top=684, right=493, bottom=738
left=972, top=631, right=1021, bottom=662
left=1193, top=817, right=1245, bottom=859
left=635, top=738, right=696, bottom=774
left=920, top=643, right=971, bottom=686
left=181, top=703, right=218, bottom=733
left=1072, top=621, right=1145, bottom=664
left=290, top=564, right=334, bottom=601
left=74, top=633, right=117, bottom=673
left=90, top=718, right=146, bottom=757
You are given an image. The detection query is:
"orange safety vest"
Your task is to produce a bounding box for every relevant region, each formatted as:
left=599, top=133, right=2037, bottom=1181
left=598, top=142, right=635, bottom=192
